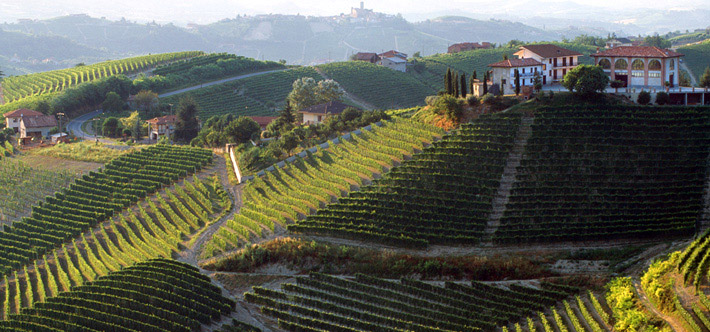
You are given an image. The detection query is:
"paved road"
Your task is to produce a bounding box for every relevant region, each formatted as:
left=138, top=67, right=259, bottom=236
left=158, top=69, right=288, bottom=98
left=66, top=109, right=102, bottom=139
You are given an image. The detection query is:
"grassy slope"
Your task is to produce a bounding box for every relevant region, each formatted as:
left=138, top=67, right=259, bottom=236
left=678, top=40, right=710, bottom=83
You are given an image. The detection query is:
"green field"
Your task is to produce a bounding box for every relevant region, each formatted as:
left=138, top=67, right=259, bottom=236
left=679, top=40, right=710, bottom=83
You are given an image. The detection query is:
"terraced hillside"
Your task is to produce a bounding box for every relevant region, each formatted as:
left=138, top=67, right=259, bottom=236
left=245, top=272, right=612, bottom=332
left=201, top=118, right=444, bottom=258
left=678, top=40, right=710, bottom=83
left=291, top=112, right=523, bottom=247
left=495, top=107, right=710, bottom=243
left=161, top=67, right=320, bottom=118
left=0, top=51, right=202, bottom=104
left=318, top=61, right=436, bottom=109
left=0, top=259, right=234, bottom=331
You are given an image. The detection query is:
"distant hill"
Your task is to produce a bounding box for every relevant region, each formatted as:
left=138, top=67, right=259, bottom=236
left=0, top=13, right=583, bottom=72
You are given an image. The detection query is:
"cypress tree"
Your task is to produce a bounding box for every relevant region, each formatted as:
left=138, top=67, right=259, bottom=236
left=483, top=72, right=488, bottom=95
left=445, top=68, right=452, bottom=94
left=469, top=76, right=475, bottom=97
left=472, top=70, right=477, bottom=80
left=514, top=69, right=521, bottom=96
left=460, top=72, right=467, bottom=97
left=453, top=73, right=460, bottom=98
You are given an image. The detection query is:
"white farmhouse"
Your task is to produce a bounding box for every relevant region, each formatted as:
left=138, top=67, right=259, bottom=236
left=488, top=58, right=544, bottom=95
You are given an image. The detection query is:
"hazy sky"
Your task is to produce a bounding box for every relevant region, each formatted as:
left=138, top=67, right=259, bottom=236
left=0, top=0, right=708, bottom=24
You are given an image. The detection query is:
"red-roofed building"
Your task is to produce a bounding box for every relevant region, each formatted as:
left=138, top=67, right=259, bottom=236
left=448, top=42, right=492, bottom=53
left=488, top=58, right=544, bottom=95
left=248, top=116, right=278, bottom=130
left=378, top=50, right=407, bottom=60
left=20, top=115, right=57, bottom=139
left=591, top=46, right=683, bottom=88
left=352, top=52, right=380, bottom=63
left=514, top=44, right=582, bottom=84
left=146, top=115, right=177, bottom=140
left=4, top=109, right=44, bottom=133
left=299, top=100, right=354, bottom=125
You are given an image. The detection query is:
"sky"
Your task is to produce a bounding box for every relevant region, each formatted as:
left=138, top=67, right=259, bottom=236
left=0, top=0, right=708, bottom=24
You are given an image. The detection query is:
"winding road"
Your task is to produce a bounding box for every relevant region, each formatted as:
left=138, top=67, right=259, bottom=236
left=66, top=69, right=290, bottom=138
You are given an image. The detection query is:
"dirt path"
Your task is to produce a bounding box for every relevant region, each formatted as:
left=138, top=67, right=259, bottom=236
left=681, top=61, right=699, bottom=86
left=315, top=67, right=377, bottom=110
left=633, top=278, right=683, bottom=332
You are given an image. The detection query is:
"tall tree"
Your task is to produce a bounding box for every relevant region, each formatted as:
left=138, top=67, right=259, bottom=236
left=279, top=101, right=296, bottom=125
left=444, top=68, right=452, bottom=95
left=173, top=96, right=200, bottom=142
left=453, top=73, right=460, bottom=98
left=460, top=73, right=467, bottom=97
left=701, top=66, right=710, bottom=88
left=483, top=72, right=488, bottom=95
left=472, top=70, right=477, bottom=80
left=514, top=69, right=521, bottom=96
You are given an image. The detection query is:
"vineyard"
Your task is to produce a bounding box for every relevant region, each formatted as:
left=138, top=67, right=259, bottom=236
left=0, top=145, right=212, bottom=279
left=245, top=272, right=614, bottom=332
left=0, top=258, right=235, bottom=331
left=201, top=118, right=444, bottom=258
left=291, top=112, right=522, bottom=247
left=0, top=159, right=76, bottom=225
left=0, top=51, right=202, bottom=104
left=495, top=107, right=710, bottom=243
left=318, top=61, right=436, bottom=109
left=161, top=67, right=321, bottom=119
left=678, top=40, right=710, bottom=83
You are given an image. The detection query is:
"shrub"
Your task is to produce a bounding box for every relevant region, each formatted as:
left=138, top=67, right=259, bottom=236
left=466, top=95, right=479, bottom=106
left=432, top=94, right=464, bottom=122
left=425, top=95, right=440, bottom=106
left=637, top=90, right=651, bottom=105
left=481, top=93, right=496, bottom=105
left=655, top=92, right=670, bottom=105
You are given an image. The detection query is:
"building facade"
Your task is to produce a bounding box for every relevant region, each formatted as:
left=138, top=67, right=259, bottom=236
left=488, top=58, right=544, bottom=95
left=3, top=109, right=44, bottom=133
left=20, top=115, right=57, bottom=138
left=514, top=44, right=581, bottom=85
left=377, top=56, right=407, bottom=72
left=590, top=46, right=683, bottom=88
left=298, top=100, right=353, bottom=125
left=147, top=115, right=177, bottom=140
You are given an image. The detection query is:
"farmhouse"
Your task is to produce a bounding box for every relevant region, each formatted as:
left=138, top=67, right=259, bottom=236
left=19, top=114, right=57, bottom=139
left=591, top=46, right=683, bottom=88
left=248, top=116, right=278, bottom=130
left=377, top=56, right=407, bottom=72
left=3, top=108, right=44, bottom=133
left=605, top=38, right=633, bottom=49
left=514, top=44, right=581, bottom=84
left=147, top=115, right=177, bottom=140
left=488, top=58, right=544, bottom=95
left=352, top=52, right=379, bottom=63
left=448, top=42, right=492, bottom=53
left=299, top=100, right=353, bottom=125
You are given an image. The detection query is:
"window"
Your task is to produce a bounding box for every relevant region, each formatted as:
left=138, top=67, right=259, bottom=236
left=615, top=59, right=628, bottom=70
left=554, top=58, right=558, bottom=67
left=648, top=60, right=662, bottom=70
left=631, top=71, right=644, bottom=77
left=569, top=57, right=574, bottom=66
left=631, top=59, right=644, bottom=70
left=543, top=64, right=546, bottom=70
left=502, top=79, right=507, bottom=86
left=522, top=68, right=525, bottom=74
left=563, top=58, right=567, bottom=66
left=649, top=72, right=661, bottom=78
left=598, top=58, right=611, bottom=69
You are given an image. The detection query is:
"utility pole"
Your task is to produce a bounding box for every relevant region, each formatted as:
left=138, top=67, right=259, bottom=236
left=56, top=113, right=65, bottom=137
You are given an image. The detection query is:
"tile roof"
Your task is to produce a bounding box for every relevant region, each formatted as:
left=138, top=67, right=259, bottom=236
left=378, top=50, right=407, bottom=59
left=298, top=100, right=354, bottom=115
left=21, top=115, right=57, bottom=128
left=248, top=116, right=278, bottom=127
left=489, top=58, right=544, bottom=68
left=146, top=115, right=177, bottom=125
left=4, top=108, right=44, bottom=118
left=591, top=46, right=684, bottom=58
left=518, top=44, right=583, bottom=58
left=354, top=52, right=379, bottom=61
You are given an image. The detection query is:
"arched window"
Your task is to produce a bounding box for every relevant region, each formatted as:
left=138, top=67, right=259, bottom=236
left=598, top=58, right=611, bottom=69
left=670, top=59, right=675, bottom=70
left=648, top=60, right=661, bottom=70
left=615, top=59, right=628, bottom=70
left=632, top=59, right=645, bottom=70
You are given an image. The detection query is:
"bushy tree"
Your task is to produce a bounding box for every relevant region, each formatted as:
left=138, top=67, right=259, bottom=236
left=173, top=96, right=200, bottom=142
left=433, top=94, right=464, bottom=122
left=643, top=35, right=671, bottom=49
left=102, top=92, right=124, bottom=113
left=287, top=77, right=343, bottom=111
left=562, top=65, right=610, bottom=96
left=637, top=90, right=651, bottom=105
left=610, top=80, right=624, bottom=92
left=225, top=116, right=260, bottom=144
left=655, top=92, right=670, bottom=105
left=133, top=90, right=159, bottom=112
left=700, top=66, right=710, bottom=88
left=102, top=117, right=120, bottom=137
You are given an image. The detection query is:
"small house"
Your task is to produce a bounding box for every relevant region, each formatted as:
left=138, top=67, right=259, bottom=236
left=353, top=52, right=380, bottom=63
left=488, top=58, right=544, bottom=95
left=299, top=101, right=353, bottom=125
left=3, top=109, right=44, bottom=133
left=147, top=115, right=177, bottom=140
left=20, top=115, right=58, bottom=139
left=377, top=56, right=407, bottom=72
